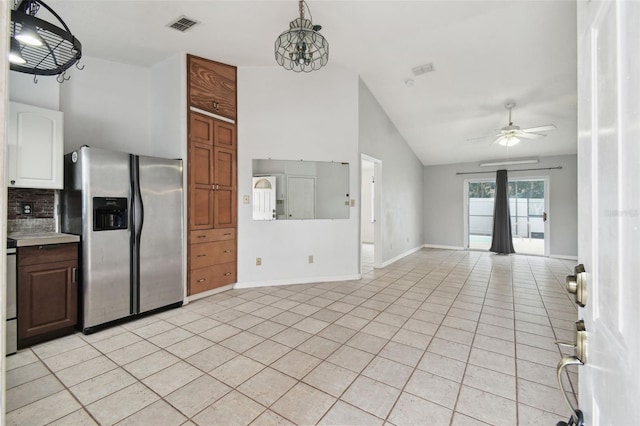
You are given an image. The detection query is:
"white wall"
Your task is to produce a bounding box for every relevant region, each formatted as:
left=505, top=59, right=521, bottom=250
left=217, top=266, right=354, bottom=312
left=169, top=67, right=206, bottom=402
left=150, top=53, right=186, bottom=160
left=358, top=79, right=424, bottom=263
left=423, top=154, right=578, bottom=257
left=9, top=72, right=60, bottom=110
left=237, top=66, right=360, bottom=286
left=59, top=56, right=152, bottom=156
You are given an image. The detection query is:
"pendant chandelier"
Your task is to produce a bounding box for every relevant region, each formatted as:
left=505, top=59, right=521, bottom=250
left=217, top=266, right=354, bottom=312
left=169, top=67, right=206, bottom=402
left=274, top=0, right=328, bottom=72
left=9, top=0, right=83, bottom=81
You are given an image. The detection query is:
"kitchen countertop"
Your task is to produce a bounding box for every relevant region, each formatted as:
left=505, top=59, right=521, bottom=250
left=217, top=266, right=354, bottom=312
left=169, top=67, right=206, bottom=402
left=8, top=232, right=80, bottom=247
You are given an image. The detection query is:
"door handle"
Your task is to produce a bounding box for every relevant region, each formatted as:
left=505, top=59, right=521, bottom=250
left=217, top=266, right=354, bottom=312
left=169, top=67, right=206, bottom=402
left=543, top=211, right=547, bottom=222
left=557, top=356, right=584, bottom=426
left=555, top=321, right=587, bottom=426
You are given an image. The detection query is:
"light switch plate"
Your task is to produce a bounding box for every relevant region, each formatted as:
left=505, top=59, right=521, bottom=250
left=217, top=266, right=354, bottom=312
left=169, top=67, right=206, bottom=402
left=243, top=195, right=250, bottom=204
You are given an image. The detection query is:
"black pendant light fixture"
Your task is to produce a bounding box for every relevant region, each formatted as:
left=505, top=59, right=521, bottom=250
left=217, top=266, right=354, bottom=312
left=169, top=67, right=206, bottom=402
left=274, top=0, right=328, bottom=72
left=9, top=0, right=83, bottom=81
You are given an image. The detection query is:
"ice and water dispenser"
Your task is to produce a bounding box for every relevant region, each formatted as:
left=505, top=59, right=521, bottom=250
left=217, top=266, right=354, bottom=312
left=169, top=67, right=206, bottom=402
left=93, top=197, right=128, bottom=231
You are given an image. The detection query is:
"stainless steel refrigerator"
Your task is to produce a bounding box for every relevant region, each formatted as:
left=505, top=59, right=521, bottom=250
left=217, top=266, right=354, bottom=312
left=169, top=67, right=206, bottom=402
left=61, top=146, right=183, bottom=333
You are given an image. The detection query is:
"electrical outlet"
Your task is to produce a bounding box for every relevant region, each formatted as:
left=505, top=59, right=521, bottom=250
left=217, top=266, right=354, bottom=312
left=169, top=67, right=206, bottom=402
left=308, top=255, right=314, bottom=264
left=256, top=257, right=262, bottom=266
left=21, top=203, right=33, bottom=215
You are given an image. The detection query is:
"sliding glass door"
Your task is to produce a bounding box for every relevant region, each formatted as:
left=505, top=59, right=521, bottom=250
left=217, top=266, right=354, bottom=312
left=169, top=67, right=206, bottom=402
left=466, top=178, right=547, bottom=255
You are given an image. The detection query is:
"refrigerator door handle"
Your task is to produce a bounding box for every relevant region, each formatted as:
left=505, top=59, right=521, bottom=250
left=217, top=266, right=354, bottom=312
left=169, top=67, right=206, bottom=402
left=129, top=154, right=137, bottom=315
left=132, top=155, right=144, bottom=314
left=136, top=157, right=145, bottom=243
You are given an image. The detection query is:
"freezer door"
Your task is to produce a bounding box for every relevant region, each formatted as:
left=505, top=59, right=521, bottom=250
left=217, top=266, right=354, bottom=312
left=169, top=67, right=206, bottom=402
left=137, top=155, right=184, bottom=313
left=79, top=147, right=133, bottom=329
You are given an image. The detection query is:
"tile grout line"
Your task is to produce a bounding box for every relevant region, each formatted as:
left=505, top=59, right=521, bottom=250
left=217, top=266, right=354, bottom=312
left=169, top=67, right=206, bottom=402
left=448, top=252, right=502, bottom=426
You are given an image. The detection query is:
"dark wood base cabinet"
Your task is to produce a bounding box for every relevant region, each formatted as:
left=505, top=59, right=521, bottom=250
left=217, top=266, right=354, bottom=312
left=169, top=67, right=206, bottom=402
left=18, top=243, right=78, bottom=348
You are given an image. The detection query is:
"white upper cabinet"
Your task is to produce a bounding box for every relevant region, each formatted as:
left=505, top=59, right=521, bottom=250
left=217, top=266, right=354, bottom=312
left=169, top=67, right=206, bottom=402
left=7, top=101, right=64, bottom=189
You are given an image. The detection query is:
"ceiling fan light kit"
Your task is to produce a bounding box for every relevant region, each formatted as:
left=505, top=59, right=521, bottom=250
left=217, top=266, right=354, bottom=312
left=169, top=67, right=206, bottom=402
left=275, top=0, right=329, bottom=72
left=497, top=135, right=520, bottom=146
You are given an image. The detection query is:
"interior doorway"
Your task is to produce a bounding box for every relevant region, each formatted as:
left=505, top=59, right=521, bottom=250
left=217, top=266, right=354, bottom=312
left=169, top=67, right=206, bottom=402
left=361, top=155, right=382, bottom=273
left=465, top=177, right=549, bottom=255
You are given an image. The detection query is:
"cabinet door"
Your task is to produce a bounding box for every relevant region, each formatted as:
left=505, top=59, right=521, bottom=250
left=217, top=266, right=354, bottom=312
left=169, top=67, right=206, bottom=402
left=7, top=102, right=63, bottom=189
left=18, top=260, right=77, bottom=339
left=188, top=55, right=237, bottom=121
left=214, top=121, right=236, bottom=149
left=189, top=142, right=215, bottom=230
left=213, top=147, right=237, bottom=228
left=190, top=112, right=214, bottom=145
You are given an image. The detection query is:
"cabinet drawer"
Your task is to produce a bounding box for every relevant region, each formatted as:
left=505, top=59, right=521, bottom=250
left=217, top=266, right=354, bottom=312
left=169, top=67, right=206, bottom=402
left=18, top=243, right=78, bottom=266
left=190, top=228, right=235, bottom=244
left=191, top=240, right=236, bottom=269
left=190, top=263, right=236, bottom=294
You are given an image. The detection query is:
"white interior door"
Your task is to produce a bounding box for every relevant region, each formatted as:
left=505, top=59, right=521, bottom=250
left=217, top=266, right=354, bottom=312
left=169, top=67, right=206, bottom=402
left=287, top=176, right=315, bottom=219
left=577, top=1, right=640, bottom=424
left=252, top=176, right=276, bottom=220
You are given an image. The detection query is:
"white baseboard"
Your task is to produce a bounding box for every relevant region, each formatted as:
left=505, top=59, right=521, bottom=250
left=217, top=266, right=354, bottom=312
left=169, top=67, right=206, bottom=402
left=235, top=274, right=362, bottom=290
left=380, top=246, right=424, bottom=268
left=423, top=244, right=465, bottom=251
left=549, top=254, right=579, bottom=261
left=185, top=284, right=234, bottom=302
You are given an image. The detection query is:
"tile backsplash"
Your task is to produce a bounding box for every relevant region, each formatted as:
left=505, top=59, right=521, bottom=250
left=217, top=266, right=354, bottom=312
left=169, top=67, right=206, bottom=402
left=7, top=188, right=57, bottom=233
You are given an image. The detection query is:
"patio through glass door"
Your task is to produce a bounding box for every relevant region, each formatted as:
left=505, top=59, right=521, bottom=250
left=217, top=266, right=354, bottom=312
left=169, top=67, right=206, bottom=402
left=467, top=178, right=546, bottom=255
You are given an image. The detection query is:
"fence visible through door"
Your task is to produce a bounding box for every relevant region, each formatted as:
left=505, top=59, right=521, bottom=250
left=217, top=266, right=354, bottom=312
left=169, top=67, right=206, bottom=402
left=466, top=178, right=547, bottom=255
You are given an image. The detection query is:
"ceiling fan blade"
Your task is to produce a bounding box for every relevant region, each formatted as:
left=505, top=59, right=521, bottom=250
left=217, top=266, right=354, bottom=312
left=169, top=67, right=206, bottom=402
left=465, top=134, right=495, bottom=142
left=521, top=124, right=557, bottom=133
left=517, top=132, right=545, bottom=140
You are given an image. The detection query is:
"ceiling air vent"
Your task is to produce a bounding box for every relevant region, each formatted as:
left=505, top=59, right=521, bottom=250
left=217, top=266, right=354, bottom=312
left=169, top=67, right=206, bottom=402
left=412, top=63, right=434, bottom=76
left=167, top=16, right=200, bottom=32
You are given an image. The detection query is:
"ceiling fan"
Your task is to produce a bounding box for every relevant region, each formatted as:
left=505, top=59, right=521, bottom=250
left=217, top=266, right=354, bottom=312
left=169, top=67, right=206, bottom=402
left=494, top=102, right=556, bottom=146
left=470, top=102, right=557, bottom=147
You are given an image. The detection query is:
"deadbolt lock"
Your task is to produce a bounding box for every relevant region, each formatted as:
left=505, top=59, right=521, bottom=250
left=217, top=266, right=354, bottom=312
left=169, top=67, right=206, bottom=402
left=566, top=264, right=587, bottom=307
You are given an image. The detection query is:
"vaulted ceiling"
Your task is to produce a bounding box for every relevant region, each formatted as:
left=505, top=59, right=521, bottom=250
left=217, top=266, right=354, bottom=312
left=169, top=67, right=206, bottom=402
left=47, top=0, right=578, bottom=166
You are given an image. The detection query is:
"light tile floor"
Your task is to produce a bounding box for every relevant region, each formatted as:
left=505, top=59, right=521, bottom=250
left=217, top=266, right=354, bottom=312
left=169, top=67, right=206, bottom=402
left=5, top=249, right=580, bottom=425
